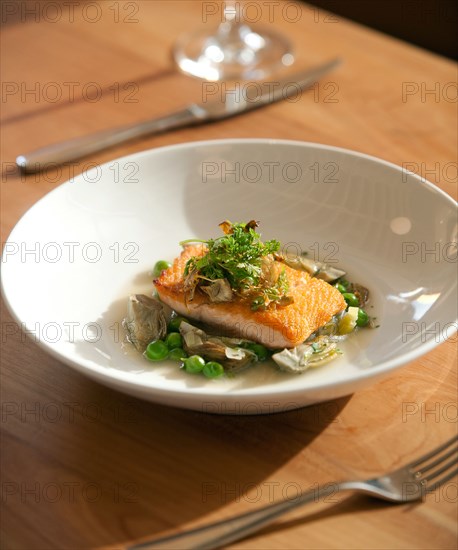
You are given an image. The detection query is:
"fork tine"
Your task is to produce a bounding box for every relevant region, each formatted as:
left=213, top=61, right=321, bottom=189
left=409, top=435, right=458, bottom=469
left=426, top=466, right=458, bottom=494
left=415, top=443, right=458, bottom=475
left=421, top=454, right=458, bottom=483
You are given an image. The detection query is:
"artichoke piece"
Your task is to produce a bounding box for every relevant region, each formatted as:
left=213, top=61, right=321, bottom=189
left=260, top=254, right=282, bottom=286
left=123, top=294, right=167, bottom=352
left=316, top=265, right=347, bottom=283
left=179, top=321, right=257, bottom=373
left=183, top=265, right=199, bottom=302
left=272, top=336, right=340, bottom=374
left=200, top=278, right=233, bottom=302
left=274, top=253, right=320, bottom=275
left=274, top=253, right=346, bottom=283
left=350, top=283, right=370, bottom=308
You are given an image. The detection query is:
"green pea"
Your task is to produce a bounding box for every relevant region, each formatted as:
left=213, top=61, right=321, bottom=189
left=168, top=348, right=188, bottom=361
left=335, top=283, right=346, bottom=294
left=338, top=278, right=350, bottom=290
left=184, top=355, right=205, bottom=374
left=153, top=260, right=171, bottom=278
left=247, top=343, right=269, bottom=361
left=203, top=361, right=225, bottom=379
left=356, top=308, right=369, bottom=327
left=168, top=316, right=186, bottom=333
left=144, top=340, right=169, bottom=361
left=342, top=292, right=359, bottom=307
left=165, top=332, right=183, bottom=350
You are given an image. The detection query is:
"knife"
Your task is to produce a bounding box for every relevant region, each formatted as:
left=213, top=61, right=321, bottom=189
left=16, top=58, right=341, bottom=173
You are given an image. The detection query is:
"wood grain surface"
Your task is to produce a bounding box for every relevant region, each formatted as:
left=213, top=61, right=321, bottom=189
left=1, top=1, right=457, bottom=549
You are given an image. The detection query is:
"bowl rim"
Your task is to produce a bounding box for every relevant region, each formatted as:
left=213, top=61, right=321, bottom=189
left=2, top=138, right=457, bottom=400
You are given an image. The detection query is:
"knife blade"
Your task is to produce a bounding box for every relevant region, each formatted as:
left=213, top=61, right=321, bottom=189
left=16, top=58, right=341, bottom=173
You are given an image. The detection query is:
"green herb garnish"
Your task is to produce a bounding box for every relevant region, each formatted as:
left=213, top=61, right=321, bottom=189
left=180, top=220, right=292, bottom=309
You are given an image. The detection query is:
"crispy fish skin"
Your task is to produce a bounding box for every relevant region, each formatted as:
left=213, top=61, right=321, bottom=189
left=154, top=245, right=346, bottom=349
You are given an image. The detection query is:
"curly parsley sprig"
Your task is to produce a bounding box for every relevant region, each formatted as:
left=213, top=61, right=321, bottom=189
left=180, top=220, right=291, bottom=309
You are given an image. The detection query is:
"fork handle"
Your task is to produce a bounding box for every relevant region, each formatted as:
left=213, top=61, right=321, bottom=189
left=128, top=482, right=354, bottom=550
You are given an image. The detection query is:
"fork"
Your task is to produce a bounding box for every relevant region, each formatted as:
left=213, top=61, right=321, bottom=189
left=128, top=435, right=458, bottom=550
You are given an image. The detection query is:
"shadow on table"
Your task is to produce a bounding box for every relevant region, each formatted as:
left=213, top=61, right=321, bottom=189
left=73, top=380, right=350, bottom=548
left=1, top=297, right=349, bottom=549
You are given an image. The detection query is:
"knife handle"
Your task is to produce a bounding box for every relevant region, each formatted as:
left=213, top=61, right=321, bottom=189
left=16, top=106, right=199, bottom=173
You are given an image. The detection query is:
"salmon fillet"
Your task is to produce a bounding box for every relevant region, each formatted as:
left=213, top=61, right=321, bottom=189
left=155, top=245, right=346, bottom=349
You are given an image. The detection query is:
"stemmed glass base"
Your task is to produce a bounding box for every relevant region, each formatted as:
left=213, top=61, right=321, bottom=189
left=173, top=20, right=294, bottom=81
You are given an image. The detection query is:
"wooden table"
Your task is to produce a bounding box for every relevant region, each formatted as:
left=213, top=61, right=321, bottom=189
left=1, top=1, right=457, bottom=548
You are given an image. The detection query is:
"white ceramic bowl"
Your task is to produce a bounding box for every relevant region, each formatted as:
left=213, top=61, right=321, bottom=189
left=2, top=140, right=457, bottom=414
